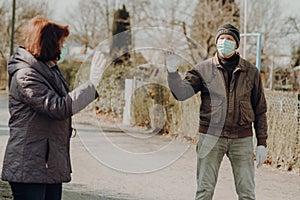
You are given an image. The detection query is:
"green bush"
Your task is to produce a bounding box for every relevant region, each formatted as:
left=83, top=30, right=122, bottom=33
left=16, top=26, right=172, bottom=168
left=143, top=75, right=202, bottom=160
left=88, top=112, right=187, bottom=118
left=59, top=60, right=81, bottom=91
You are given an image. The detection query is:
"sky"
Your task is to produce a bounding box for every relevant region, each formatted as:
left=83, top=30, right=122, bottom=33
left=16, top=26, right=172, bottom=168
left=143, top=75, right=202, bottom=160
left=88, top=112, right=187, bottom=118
left=280, top=0, right=300, bottom=17
left=51, top=0, right=300, bottom=20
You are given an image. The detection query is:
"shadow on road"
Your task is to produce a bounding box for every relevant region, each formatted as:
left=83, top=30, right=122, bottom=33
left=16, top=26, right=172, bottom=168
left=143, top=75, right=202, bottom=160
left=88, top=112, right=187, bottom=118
left=0, top=180, right=134, bottom=200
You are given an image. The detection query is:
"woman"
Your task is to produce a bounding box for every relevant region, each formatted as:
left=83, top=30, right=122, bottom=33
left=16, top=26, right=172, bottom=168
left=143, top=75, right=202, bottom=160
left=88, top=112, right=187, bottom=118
left=1, top=16, right=105, bottom=200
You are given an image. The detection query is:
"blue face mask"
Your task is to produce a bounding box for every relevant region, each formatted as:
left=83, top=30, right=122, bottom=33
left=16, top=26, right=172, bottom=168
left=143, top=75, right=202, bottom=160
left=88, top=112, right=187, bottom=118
left=58, top=44, right=67, bottom=64
left=217, top=39, right=235, bottom=57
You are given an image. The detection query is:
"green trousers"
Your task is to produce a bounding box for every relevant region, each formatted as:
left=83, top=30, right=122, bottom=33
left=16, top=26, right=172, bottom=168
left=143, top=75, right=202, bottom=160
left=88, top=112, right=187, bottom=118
left=195, top=133, right=255, bottom=200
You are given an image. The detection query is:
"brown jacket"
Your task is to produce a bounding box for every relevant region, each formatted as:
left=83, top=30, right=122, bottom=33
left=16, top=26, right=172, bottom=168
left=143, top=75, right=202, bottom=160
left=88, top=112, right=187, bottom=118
left=168, top=54, right=267, bottom=146
left=2, top=46, right=97, bottom=183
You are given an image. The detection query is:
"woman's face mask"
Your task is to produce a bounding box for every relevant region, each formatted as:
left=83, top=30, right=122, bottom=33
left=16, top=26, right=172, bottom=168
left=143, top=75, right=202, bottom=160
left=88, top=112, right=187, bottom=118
left=217, top=39, right=235, bottom=57
left=58, top=44, right=67, bottom=64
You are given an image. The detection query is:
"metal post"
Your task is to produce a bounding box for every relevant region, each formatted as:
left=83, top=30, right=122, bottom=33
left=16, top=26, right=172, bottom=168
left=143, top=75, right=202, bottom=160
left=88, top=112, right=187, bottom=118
left=270, top=57, right=274, bottom=90
left=240, top=33, right=262, bottom=71
left=243, top=0, right=247, bottom=59
left=10, top=0, right=16, bottom=56
left=256, top=33, right=262, bottom=71
left=8, top=0, right=16, bottom=89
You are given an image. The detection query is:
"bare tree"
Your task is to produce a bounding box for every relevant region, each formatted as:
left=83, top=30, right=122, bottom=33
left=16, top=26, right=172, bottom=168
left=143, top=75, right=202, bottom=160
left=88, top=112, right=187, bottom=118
left=0, top=0, right=48, bottom=90
left=283, top=17, right=300, bottom=67
left=66, top=0, right=110, bottom=53
left=66, top=0, right=152, bottom=54
left=244, top=0, right=285, bottom=71
left=189, top=0, right=240, bottom=63
left=285, top=17, right=300, bottom=35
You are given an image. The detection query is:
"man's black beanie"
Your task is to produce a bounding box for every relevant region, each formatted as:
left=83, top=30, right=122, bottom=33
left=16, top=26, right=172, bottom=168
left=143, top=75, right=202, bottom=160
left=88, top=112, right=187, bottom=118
left=215, top=24, right=240, bottom=48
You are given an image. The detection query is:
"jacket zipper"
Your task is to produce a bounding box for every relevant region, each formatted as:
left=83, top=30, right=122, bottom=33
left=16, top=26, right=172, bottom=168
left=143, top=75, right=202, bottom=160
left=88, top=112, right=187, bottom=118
left=45, top=139, right=49, bottom=169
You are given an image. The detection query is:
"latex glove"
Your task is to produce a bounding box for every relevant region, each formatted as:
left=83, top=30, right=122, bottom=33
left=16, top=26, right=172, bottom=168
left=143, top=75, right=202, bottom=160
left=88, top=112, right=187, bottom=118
left=165, top=49, right=181, bottom=72
left=256, top=145, right=267, bottom=168
left=89, top=51, right=106, bottom=87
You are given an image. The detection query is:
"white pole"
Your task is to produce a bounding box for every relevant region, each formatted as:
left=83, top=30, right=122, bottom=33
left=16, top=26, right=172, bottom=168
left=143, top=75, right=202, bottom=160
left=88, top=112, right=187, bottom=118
left=123, top=79, right=133, bottom=125
left=270, top=57, right=274, bottom=90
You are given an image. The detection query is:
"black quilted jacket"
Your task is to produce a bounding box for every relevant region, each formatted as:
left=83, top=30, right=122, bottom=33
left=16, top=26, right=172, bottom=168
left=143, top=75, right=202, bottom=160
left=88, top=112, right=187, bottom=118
left=2, top=46, right=97, bottom=183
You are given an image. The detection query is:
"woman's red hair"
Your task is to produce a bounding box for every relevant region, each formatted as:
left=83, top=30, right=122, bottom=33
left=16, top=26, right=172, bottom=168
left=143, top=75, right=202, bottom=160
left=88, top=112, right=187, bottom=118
left=22, top=16, right=70, bottom=62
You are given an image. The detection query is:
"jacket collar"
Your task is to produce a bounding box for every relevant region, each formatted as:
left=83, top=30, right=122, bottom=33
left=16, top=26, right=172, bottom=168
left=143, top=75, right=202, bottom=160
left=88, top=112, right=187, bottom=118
left=31, top=61, right=67, bottom=96
left=10, top=47, right=67, bottom=96
left=46, top=61, right=57, bottom=68
left=213, top=53, right=248, bottom=72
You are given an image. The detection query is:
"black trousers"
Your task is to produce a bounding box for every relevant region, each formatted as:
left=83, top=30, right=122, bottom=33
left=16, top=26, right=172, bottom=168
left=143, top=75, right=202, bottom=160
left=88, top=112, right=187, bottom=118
left=9, top=182, right=62, bottom=200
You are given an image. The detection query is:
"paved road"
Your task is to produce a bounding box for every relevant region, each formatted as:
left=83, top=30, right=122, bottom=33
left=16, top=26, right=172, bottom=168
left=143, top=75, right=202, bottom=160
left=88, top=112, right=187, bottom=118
left=0, top=91, right=299, bottom=200
left=0, top=91, right=9, bottom=136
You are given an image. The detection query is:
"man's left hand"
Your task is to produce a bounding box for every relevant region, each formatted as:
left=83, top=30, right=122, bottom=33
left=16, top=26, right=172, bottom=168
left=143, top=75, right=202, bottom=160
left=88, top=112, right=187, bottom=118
left=256, top=145, right=267, bottom=168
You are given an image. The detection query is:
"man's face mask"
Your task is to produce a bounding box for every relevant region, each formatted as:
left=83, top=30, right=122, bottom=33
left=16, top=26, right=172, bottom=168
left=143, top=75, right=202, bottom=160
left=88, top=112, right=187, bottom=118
left=58, top=44, right=67, bottom=64
left=217, top=39, right=235, bottom=57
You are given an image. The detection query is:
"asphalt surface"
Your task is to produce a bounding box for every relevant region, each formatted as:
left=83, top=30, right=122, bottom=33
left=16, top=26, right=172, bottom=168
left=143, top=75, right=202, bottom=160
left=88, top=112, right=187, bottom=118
left=0, top=91, right=134, bottom=200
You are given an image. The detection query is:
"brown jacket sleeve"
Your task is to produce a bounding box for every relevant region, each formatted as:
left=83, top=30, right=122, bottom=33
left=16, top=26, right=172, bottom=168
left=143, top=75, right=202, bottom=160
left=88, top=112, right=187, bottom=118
left=251, top=69, right=268, bottom=146
left=167, top=70, right=203, bottom=101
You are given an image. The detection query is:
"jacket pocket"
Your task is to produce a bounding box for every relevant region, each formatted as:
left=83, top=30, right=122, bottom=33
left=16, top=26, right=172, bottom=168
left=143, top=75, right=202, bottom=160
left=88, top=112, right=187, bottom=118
left=201, top=99, right=224, bottom=125
left=239, top=100, right=255, bottom=125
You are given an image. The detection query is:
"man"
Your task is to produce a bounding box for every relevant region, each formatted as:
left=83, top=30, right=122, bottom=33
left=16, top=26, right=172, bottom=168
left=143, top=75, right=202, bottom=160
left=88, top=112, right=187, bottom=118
left=166, top=24, right=267, bottom=200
